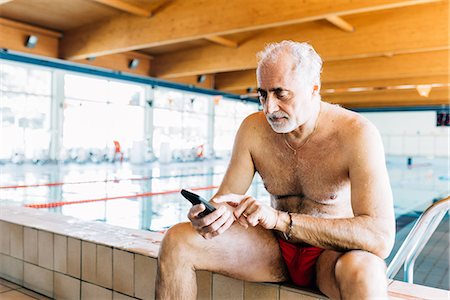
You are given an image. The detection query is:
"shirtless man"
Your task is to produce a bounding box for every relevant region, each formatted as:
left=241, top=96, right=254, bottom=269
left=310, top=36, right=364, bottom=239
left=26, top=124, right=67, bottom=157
left=156, top=41, right=396, bottom=300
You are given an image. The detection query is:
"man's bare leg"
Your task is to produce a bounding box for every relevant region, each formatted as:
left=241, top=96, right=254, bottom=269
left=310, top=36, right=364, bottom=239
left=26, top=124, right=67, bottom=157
left=316, top=250, right=388, bottom=299
left=156, top=222, right=287, bottom=300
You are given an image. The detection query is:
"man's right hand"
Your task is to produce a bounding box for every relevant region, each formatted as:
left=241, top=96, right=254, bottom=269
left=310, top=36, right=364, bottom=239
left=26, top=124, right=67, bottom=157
left=187, top=203, right=235, bottom=239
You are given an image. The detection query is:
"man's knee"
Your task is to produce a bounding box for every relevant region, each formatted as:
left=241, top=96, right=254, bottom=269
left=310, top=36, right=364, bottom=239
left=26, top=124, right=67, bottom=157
left=335, top=250, right=386, bottom=285
left=159, top=222, right=195, bottom=260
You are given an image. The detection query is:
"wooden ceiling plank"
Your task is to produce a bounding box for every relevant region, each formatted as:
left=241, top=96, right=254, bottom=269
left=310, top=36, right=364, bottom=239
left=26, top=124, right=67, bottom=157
left=205, top=36, right=238, bottom=48
left=0, top=17, right=62, bottom=38
left=151, top=2, right=448, bottom=78
left=325, top=15, right=354, bottom=32
left=60, top=0, right=442, bottom=59
left=214, top=50, right=449, bottom=91
left=91, top=0, right=151, bottom=17
left=324, top=87, right=449, bottom=107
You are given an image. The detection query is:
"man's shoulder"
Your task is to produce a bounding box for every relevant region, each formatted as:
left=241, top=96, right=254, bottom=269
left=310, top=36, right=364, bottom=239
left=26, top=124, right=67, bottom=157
left=239, top=111, right=267, bottom=132
left=326, top=104, right=380, bottom=143
left=329, top=105, right=376, bottom=132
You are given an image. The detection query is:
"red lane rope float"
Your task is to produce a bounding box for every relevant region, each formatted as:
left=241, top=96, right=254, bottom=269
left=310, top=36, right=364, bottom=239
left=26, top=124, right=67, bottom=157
left=24, top=185, right=219, bottom=209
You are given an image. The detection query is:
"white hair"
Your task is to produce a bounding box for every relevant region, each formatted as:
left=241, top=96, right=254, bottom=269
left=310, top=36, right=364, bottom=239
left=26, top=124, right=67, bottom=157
left=256, top=41, right=323, bottom=89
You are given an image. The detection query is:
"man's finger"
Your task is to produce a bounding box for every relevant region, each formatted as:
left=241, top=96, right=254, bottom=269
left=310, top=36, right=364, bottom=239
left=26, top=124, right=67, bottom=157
left=188, top=204, right=206, bottom=219
left=233, top=196, right=253, bottom=219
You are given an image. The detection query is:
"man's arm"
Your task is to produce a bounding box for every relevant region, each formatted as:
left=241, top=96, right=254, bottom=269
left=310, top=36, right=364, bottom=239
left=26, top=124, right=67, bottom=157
left=276, top=119, right=396, bottom=258
left=187, top=114, right=258, bottom=238
left=214, top=116, right=257, bottom=197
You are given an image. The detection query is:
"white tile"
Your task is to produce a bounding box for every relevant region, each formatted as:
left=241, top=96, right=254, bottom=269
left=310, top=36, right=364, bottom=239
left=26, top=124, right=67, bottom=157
left=212, top=274, right=243, bottom=300
left=196, top=271, right=212, bottom=300
left=23, top=262, right=54, bottom=298
left=0, top=253, right=24, bottom=285
left=81, top=241, right=96, bottom=283
left=81, top=281, right=112, bottom=300
left=9, top=224, right=23, bottom=260
left=38, top=231, right=54, bottom=270
left=244, top=282, right=279, bottom=300
left=67, top=237, right=81, bottom=278
left=134, top=254, right=157, bottom=300
left=54, top=234, right=67, bottom=274
left=113, top=249, right=134, bottom=296
left=24, top=227, right=38, bottom=264
left=0, top=221, right=11, bottom=255
left=113, top=291, right=137, bottom=300
left=96, top=244, right=113, bottom=288
left=54, top=272, right=81, bottom=300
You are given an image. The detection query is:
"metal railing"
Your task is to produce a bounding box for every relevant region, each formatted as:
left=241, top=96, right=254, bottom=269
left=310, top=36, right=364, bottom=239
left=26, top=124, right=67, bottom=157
left=387, top=195, right=450, bottom=283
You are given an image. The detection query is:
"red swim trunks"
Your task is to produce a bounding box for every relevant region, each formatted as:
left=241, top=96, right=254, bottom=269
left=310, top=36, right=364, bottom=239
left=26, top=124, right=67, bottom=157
left=278, top=237, right=325, bottom=287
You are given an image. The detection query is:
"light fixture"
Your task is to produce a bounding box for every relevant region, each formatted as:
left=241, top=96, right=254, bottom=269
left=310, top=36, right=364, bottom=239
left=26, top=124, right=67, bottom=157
left=197, top=74, right=206, bottom=83
left=128, top=58, right=140, bottom=69
left=416, top=85, right=432, bottom=97
left=25, top=35, right=38, bottom=48
left=246, top=87, right=254, bottom=93
left=86, top=56, right=96, bottom=61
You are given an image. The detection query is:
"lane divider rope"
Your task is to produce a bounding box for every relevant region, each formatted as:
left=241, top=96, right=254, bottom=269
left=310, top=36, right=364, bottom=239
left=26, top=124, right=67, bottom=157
left=0, top=172, right=224, bottom=189
left=24, top=185, right=219, bottom=209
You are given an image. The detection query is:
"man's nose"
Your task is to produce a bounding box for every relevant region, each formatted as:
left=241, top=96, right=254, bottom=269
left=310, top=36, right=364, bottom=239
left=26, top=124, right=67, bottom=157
left=265, top=95, right=279, bottom=114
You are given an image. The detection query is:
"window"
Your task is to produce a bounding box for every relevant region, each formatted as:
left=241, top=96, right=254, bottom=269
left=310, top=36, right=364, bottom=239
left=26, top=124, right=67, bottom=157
left=0, top=61, right=52, bottom=161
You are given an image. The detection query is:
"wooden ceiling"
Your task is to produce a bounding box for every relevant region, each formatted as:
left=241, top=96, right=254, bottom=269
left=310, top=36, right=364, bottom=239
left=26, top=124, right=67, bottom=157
left=0, top=0, right=448, bottom=108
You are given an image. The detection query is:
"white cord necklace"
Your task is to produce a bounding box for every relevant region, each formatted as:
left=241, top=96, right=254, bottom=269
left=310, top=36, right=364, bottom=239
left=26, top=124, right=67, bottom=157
left=283, top=103, right=322, bottom=155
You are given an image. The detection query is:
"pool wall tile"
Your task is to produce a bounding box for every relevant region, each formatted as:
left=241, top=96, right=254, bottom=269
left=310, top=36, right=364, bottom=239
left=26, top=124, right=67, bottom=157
left=81, top=241, right=96, bottom=283
left=134, top=254, right=157, bottom=299
left=67, top=237, right=81, bottom=278
left=38, top=231, right=54, bottom=270
left=196, top=271, right=212, bottom=300
left=212, top=273, right=244, bottom=300
left=24, top=228, right=38, bottom=264
left=23, top=262, right=53, bottom=298
left=0, top=253, right=23, bottom=285
left=244, top=282, right=279, bottom=300
left=81, top=281, right=112, bottom=300
left=0, top=221, right=11, bottom=255
left=54, top=272, right=80, bottom=300
left=96, top=244, right=113, bottom=289
left=54, top=234, right=67, bottom=274
left=113, top=249, right=135, bottom=296
left=9, top=224, right=23, bottom=260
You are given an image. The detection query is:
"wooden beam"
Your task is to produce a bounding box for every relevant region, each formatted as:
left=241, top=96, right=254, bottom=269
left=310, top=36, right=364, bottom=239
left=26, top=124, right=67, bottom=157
left=91, top=0, right=151, bottom=17
left=205, top=36, right=238, bottom=48
left=0, top=18, right=59, bottom=57
left=0, top=18, right=62, bottom=38
left=323, top=86, right=449, bottom=106
left=74, top=52, right=152, bottom=76
left=167, top=74, right=215, bottom=89
left=325, top=15, right=354, bottom=32
left=152, top=2, right=448, bottom=78
left=215, top=50, right=449, bottom=91
left=60, top=0, right=441, bottom=59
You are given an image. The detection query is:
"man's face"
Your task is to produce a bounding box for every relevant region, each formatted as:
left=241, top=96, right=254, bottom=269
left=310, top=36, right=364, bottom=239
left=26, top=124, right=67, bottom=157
left=257, top=55, right=315, bottom=133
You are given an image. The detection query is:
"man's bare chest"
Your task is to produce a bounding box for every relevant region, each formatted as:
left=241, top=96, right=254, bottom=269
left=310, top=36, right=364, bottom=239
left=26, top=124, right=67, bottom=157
left=253, top=140, right=350, bottom=204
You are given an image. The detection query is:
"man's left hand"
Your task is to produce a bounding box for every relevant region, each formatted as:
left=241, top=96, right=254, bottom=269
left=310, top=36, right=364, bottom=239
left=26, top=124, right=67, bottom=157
left=213, top=194, right=278, bottom=229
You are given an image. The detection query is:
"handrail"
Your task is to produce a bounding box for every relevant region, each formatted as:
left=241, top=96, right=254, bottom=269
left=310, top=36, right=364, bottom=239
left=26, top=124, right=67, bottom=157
left=387, top=195, right=450, bottom=283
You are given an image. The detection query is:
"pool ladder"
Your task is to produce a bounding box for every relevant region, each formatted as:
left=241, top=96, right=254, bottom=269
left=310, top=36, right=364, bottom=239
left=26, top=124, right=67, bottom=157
left=387, top=195, right=450, bottom=283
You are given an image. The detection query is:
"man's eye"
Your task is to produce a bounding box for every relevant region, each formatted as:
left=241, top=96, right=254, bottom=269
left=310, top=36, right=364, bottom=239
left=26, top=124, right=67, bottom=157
left=277, top=93, right=288, bottom=99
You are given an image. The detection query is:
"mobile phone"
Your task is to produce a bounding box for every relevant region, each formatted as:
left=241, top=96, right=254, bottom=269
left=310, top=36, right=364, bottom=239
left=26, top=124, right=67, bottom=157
left=181, top=189, right=216, bottom=217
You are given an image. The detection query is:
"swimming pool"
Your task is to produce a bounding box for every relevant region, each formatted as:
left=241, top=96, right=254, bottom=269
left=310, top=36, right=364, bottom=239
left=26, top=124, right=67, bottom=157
left=0, top=155, right=448, bottom=289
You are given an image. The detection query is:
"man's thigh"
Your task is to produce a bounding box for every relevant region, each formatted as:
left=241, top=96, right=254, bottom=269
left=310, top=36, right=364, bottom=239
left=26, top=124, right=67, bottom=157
left=167, top=222, right=288, bottom=282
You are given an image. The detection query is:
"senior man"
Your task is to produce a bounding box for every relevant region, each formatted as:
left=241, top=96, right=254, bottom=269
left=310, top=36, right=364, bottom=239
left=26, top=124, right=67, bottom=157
left=156, top=41, right=395, bottom=300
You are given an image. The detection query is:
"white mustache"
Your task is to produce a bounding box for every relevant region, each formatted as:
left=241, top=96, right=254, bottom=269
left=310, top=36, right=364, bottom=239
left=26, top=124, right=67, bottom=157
left=268, top=112, right=288, bottom=120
